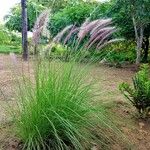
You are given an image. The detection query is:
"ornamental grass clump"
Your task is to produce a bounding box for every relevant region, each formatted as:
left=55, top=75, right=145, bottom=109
left=11, top=58, right=128, bottom=150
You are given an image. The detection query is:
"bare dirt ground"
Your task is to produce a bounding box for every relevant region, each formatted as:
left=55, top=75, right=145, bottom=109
left=0, top=54, right=150, bottom=150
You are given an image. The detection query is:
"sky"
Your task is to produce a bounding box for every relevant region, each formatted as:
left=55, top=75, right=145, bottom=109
left=0, top=0, right=107, bottom=22
left=0, top=0, right=20, bottom=22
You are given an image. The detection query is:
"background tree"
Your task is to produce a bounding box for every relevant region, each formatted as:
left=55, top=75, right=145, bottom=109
left=110, top=0, right=150, bottom=64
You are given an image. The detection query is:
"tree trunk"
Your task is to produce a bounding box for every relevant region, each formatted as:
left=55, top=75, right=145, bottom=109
left=142, top=36, right=149, bottom=63
left=21, top=0, right=28, bottom=61
left=136, top=39, right=141, bottom=64
left=132, top=16, right=144, bottom=64
left=34, top=45, right=37, bottom=55
left=136, top=27, right=144, bottom=64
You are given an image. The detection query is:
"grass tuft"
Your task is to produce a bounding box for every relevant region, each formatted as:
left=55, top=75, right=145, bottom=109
left=11, top=58, right=128, bottom=149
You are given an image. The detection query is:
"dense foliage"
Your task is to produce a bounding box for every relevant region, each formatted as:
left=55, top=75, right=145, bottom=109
left=0, top=25, right=11, bottom=45
left=103, top=41, right=136, bottom=65
left=0, top=24, right=21, bottom=53
left=49, top=2, right=95, bottom=36
left=110, top=0, right=150, bottom=38
left=0, top=24, right=21, bottom=45
left=49, top=1, right=113, bottom=37
left=108, top=1, right=134, bottom=39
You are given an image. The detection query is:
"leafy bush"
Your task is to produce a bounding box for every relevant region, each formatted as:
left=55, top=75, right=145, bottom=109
left=12, top=58, right=125, bottom=149
left=0, top=25, right=21, bottom=54
left=90, top=1, right=112, bottom=20
left=119, top=64, right=150, bottom=118
left=0, top=25, right=11, bottom=44
left=81, top=41, right=136, bottom=66
left=50, top=43, right=68, bottom=56
left=0, top=25, right=21, bottom=47
left=9, top=31, right=22, bottom=45
left=105, top=41, right=136, bottom=63
left=49, top=1, right=115, bottom=37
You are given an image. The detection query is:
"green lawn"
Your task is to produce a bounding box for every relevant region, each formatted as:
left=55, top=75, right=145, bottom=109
left=0, top=45, right=21, bottom=54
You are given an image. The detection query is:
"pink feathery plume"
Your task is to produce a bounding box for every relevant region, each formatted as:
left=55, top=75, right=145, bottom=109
left=90, top=18, right=112, bottom=35
left=77, top=19, right=99, bottom=44
left=96, top=29, right=117, bottom=49
left=63, top=27, right=79, bottom=45
left=32, top=27, right=43, bottom=45
left=32, top=10, right=50, bottom=46
left=96, top=38, right=124, bottom=51
left=53, top=25, right=73, bottom=43
left=86, top=27, right=116, bottom=49
left=77, top=18, right=90, bottom=39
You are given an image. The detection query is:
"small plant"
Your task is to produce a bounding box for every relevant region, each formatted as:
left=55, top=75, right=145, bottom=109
left=50, top=43, right=67, bottom=56
left=119, top=64, right=150, bottom=118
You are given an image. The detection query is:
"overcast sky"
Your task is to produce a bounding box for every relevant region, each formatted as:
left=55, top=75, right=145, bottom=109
left=0, top=0, right=20, bottom=22
left=0, top=0, right=108, bottom=22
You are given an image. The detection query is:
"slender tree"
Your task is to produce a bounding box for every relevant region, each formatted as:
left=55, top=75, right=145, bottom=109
left=21, top=0, right=28, bottom=61
left=111, top=0, right=150, bottom=64
left=129, top=0, right=150, bottom=64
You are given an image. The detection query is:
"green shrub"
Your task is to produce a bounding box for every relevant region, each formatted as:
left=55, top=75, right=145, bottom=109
left=105, top=41, right=136, bottom=64
left=0, top=25, right=11, bottom=44
left=50, top=43, right=68, bottom=56
left=10, top=31, right=22, bottom=45
left=0, top=25, right=21, bottom=53
left=85, top=41, right=135, bottom=66
left=49, top=1, right=113, bottom=37
left=0, top=24, right=22, bottom=46
left=119, top=64, right=150, bottom=118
